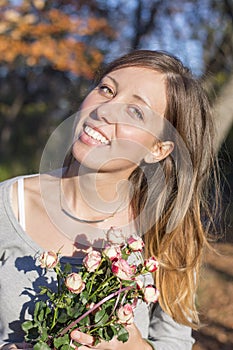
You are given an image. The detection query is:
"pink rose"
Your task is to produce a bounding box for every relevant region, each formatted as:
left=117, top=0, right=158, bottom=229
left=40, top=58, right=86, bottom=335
left=117, top=304, right=134, bottom=324
left=144, top=257, right=159, bottom=272
left=103, top=245, right=122, bottom=261
left=127, top=236, right=144, bottom=252
left=143, top=285, right=159, bottom=303
left=65, top=273, right=85, bottom=294
left=112, top=258, right=136, bottom=280
left=39, top=251, right=59, bottom=269
left=83, top=249, right=102, bottom=272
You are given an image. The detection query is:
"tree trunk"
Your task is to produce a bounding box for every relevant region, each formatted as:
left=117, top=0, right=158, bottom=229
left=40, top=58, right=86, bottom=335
left=213, top=73, right=233, bottom=150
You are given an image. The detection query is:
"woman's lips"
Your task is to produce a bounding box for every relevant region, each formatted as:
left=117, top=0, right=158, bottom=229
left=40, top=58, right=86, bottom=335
left=79, top=124, right=111, bottom=146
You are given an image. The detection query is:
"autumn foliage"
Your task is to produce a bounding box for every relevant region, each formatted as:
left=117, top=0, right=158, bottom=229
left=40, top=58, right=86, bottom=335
left=0, top=0, right=114, bottom=78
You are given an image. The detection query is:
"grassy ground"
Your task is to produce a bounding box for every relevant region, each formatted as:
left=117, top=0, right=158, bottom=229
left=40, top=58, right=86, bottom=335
left=192, top=242, right=233, bottom=350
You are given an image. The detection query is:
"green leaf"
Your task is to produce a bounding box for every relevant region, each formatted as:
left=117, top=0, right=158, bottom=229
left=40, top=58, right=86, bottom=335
left=21, top=320, right=34, bottom=331
left=40, top=327, right=48, bottom=342
left=94, top=309, right=109, bottom=326
left=97, top=327, right=104, bottom=340
left=103, top=326, right=114, bottom=341
left=57, top=311, right=69, bottom=323
left=33, top=302, right=40, bottom=319
left=117, top=326, right=129, bottom=343
left=61, top=345, right=72, bottom=350
left=33, top=341, right=51, bottom=350
left=46, top=291, right=54, bottom=299
left=63, top=262, right=72, bottom=274
left=94, top=309, right=105, bottom=323
left=45, top=306, right=51, bottom=317
left=67, top=305, right=84, bottom=318
left=91, top=294, right=97, bottom=303
left=38, top=309, right=45, bottom=321
left=80, top=290, right=89, bottom=305
left=78, top=315, right=90, bottom=326
left=110, top=324, right=118, bottom=336
left=23, top=324, right=41, bottom=342
left=64, top=296, right=72, bottom=306
left=34, top=301, right=46, bottom=321
left=53, top=334, right=70, bottom=348
left=39, top=286, right=49, bottom=295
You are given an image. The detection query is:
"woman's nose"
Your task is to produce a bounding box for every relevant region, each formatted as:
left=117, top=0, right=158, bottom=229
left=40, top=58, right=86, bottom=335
left=95, top=101, right=124, bottom=124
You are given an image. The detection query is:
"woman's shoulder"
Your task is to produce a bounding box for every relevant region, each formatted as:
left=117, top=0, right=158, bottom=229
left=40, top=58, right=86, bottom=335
left=24, top=174, right=40, bottom=196
left=0, top=174, right=39, bottom=191
left=0, top=174, right=40, bottom=217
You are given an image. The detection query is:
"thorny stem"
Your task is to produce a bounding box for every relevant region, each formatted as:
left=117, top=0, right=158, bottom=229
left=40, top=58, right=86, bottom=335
left=58, top=285, right=134, bottom=337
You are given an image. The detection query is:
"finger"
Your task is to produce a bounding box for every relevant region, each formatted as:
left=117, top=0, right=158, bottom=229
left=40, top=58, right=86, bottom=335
left=1, top=343, right=33, bottom=350
left=77, top=343, right=107, bottom=350
left=126, top=323, right=140, bottom=336
left=1, top=345, right=17, bottom=350
left=16, top=342, right=33, bottom=350
left=71, top=330, right=95, bottom=346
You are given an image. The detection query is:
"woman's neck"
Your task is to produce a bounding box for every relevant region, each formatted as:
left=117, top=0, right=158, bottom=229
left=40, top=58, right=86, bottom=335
left=62, top=163, right=133, bottom=221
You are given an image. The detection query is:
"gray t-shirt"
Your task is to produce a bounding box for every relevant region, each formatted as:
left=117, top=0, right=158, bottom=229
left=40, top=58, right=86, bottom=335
left=0, top=176, right=195, bottom=349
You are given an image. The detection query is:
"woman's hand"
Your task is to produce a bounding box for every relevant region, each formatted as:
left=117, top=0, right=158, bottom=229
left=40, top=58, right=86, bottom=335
left=70, top=324, right=153, bottom=350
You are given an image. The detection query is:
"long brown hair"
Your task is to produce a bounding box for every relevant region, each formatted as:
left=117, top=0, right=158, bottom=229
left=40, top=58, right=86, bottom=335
left=95, top=50, right=219, bottom=328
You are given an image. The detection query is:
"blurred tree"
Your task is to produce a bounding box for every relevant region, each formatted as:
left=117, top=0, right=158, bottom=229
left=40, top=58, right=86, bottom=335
left=0, top=1, right=111, bottom=76
left=0, top=0, right=232, bottom=180
left=101, top=0, right=233, bottom=148
left=0, top=0, right=113, bottom=177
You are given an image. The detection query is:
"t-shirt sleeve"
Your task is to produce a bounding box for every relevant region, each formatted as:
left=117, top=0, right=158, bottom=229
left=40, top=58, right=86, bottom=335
left=147, top=303, right=195, bottom=350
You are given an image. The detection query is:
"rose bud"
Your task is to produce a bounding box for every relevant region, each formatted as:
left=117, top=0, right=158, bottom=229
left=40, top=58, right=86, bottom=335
left=39, top=251, right=59, bottom=269
left=65, top=273, right=85, bottom=294
left=144, top=257, right=159, bottom=272
left=127, top=236, right=144, bottom=252
left=103, top=245, right=122, bottom=261
left=112, top=258, right=136, bottom=280
left=83, top=248, right=102, bottom=272
left=143, top=285, right=160, bottom=303
left=117, top=304, right=134, bottom=324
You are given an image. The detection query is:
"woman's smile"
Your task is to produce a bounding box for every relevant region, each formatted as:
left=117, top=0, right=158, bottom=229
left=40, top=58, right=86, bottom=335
left=80, top=124, right=111, bottom=146
left=72, top=66, right=167, bottom=172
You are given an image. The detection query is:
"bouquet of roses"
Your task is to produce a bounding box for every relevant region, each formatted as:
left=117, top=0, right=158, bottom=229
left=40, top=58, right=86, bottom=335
left=22, top=234, right=159, bottom=350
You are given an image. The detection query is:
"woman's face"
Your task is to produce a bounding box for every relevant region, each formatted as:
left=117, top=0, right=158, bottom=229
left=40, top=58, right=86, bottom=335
left=72, top=66, right=168, bottom=173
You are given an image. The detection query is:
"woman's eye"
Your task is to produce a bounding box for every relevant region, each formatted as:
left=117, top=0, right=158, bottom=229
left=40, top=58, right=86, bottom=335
left=128, top=106, right=144, bottom=120
left=99, top=85, right=114, bottom=97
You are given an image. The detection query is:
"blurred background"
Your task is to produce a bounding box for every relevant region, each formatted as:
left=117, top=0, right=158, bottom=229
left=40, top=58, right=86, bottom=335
left=0, top=0, right=232, bottom=348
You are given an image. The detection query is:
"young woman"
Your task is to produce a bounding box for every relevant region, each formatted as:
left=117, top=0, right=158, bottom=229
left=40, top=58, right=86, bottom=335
left=0, top=50, right=218, bottom=350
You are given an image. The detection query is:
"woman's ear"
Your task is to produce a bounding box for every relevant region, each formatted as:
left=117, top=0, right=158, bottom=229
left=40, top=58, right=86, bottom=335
left=144, top=141, right=174, bottom=164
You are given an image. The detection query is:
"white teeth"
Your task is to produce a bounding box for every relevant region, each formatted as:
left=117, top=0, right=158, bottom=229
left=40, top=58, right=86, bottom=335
left=84, top=125, right=110, bottom=144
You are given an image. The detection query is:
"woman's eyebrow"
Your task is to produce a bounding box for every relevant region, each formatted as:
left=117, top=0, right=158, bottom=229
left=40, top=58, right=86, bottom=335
left=105, top=75, right=151, bottom=108
left=132, top=94, right=151, bottom=109
left=105, top=75, right=118, bottom=88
